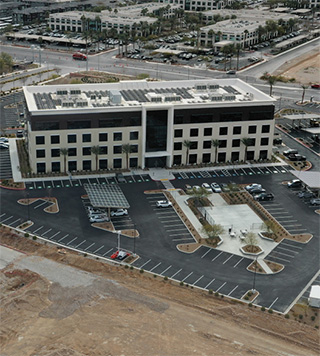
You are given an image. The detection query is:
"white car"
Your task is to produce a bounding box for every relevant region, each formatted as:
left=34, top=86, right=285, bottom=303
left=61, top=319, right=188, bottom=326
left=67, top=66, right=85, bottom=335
left=0, top=137, right=9, bottom=143
left=202, top=183, right=213, bottom=193
left=245, top=183, right=262, bottom=192
left=192, top=185, right=201, bottom=192
left=0, top=142, right=9, bottom=149
left=111, top=209, right=128, bottom=217
left=156, top=200, right=172, bottom=208
left=210, top=182, right=222, bottom=193
left=87, top=206, right=104, bottom=215
left=89, top=215, right=109, bottom=223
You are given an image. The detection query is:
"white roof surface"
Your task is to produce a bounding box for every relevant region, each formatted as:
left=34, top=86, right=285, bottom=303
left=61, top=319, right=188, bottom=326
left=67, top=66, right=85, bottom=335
left=289, top=171, right=320, bottom=189
left=310, top=285, right=320, bottom=299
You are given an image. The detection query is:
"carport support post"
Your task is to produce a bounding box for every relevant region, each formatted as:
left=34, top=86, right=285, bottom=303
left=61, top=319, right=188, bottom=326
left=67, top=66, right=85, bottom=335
left=117, top=230, right=121, bottom=250
left=27, top=192, right=30, bottom=222
left=252, top=257, right=257, bottom=293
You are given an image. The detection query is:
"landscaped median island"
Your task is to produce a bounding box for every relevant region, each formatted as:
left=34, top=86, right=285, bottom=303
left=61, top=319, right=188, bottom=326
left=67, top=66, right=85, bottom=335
left=17, top=197, right=59, bottom=214
left=0, top=179, right=25, bottom=190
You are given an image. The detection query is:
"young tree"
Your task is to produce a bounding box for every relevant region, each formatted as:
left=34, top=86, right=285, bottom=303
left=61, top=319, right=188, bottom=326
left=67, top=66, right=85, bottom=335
left=59, top=148, right=68, bottom=174
left=242, top=232, right=258, bottom=253
left=211, top=139, right=220, bottom=164
left=241, top=137, right=253, bottom=161
left=91, top=145, right=101, bottom=171
left=301, top=85, right=308, bottom=104
left=122, top=143, right=132, bottom=170
left=202, top=224, right=225, bottom=241
left=183, top=140, right=192, bottom=165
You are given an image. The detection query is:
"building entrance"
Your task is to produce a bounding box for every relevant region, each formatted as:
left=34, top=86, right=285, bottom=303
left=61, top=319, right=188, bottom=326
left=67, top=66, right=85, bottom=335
left=145, top=156, right=167, bottom=168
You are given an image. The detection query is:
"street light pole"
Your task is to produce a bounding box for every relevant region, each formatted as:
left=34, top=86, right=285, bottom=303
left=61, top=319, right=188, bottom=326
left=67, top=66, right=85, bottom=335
left=133, top=224, right=136, bottom=255
left=252, top=257, right=257, bottom=293
left=117, top=230, right=121, bottom=250
left=27, top=191, right=30, bottom=222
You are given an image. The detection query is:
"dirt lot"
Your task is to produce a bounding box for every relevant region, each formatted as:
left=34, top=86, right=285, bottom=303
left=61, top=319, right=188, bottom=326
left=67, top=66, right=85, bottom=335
left=0, top=227, right=319, bottom=356
left=273, top=47, right=320, bottom=84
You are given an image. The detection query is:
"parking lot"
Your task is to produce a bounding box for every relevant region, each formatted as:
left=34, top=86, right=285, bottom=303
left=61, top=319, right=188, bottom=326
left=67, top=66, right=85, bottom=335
left=0, top=149, right=12, bottom=179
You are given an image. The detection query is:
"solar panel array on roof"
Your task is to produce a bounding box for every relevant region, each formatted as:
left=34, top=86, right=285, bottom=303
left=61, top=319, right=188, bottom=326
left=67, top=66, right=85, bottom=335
left=33, top=93, right=56, bottom=110
left=223, top=86, right=240, bottom=95
left=85, top=90, right=108, bottom=98
left=84, top=184, right=130, bottom=209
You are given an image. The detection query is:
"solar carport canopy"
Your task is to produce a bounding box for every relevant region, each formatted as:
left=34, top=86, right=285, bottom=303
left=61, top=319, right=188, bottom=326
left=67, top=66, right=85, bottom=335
left=84, top=184, right=130, bottom=209
left=289, top=171, right=320, bottom=189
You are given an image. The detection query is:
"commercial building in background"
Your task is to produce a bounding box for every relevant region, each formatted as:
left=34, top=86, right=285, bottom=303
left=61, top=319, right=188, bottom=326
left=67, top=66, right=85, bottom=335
left=157, top=0, right=233, bottom=11
left=23, top=79, right=276, bottom=174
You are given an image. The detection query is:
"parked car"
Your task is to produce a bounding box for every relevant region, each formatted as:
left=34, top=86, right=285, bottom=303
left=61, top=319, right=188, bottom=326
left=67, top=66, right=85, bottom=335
left=311, top=84, right=320, bottom=89
left=287, top=179, right=302, bottom=188
left=245, top=183, right=262, bottom=192
left=298, top=191, right=315, bottom=199
left=89, top=215, right=109, bottom=223
left=283, top=149, right=298, bottom=157
left=249, top=188, right=266, bottom=195
left=220, top=183, right=230, bottom=192
left=202, top=183, right=213, bottom=193
left=156, top=200, right=172, bottom=208
left=254, top=193, right=274, bottom=201
left=310, top=198, right=320, bottom=205
left=0, top=137, right=9, bottom=143
left=110, top=250, right=119, bottom=259
left=185, top=184, right=192, bottom=191
left=226, top=70, right=236, bottom=75
left=87, top=207, right=104, bottom=215
left=210, top=182, right=222, bottom=193
left=0, top=142, right=9, bottom=149
left=16, top=130, right=24, bottom=138
left=117, top=250, right=130, bottom=260
left=111, top=209, right=128, bottom=217
left=192, top=185, right=201, bottom=192
left=288, top=154, right=306, bottom=161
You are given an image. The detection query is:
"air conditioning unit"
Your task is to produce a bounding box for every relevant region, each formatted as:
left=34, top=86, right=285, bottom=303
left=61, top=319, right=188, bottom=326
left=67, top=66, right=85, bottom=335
left=211, top=95, right=223, bottom=101
left=224, top=95, right=236, bottom=101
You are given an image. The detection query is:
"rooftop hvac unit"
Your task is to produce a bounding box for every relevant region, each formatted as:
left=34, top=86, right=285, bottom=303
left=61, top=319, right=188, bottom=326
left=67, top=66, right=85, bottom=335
left=164, top=95, right=181, bottom=102
left=61, top=100, right=74, bottom=107
left=208, top=84, right=219, bottom=90
left=109, top=90, right=122, bottom=104
left=90, top=94, right=96, bottom=100
left=70, top=89, right=81, bottom=95
left=195, top=84, right=207, bottom=91
left=76, top=100, right=88, bottom=107
left=224, top=95, right=236, bottom=101
left=147, top=92, right=162, bottom=102
left=211, top=95, right=223, bottom=101
left=57, top=89, right=68, bottom=96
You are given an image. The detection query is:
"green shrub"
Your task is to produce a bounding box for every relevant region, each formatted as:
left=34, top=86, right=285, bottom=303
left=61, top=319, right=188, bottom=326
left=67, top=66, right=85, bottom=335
left=130, top=266, right=133, bottom=270
left=24, top=233, right=29, bottom=237
left=311, top=316, right=315, bottom=321
left=221, top=295, right=224, bottom=298
left=215, top=292, right=219, bottom=297
left=124, top=265, right=129, bottom=269
left=247, top=291, right=252, bottom=297
left=261, top=306, right=266, bottom=311
left=299, top=314, right=303, bottom=320
left=208, top=289, right=213, bottom=295
left=285, top=314, right=290, bottom=319
left=244, top=296, right=249, bottom=300
left=315, top=325, right=319, bottom=329
left=248, top=303, right=253, bottom=307
left=83, top=253, right=87, bottom=257
left=185, top=284, right=189, bottom=287
left=140, top=269, right=144, bottom=273
left=164, top=276, right=168, bottom=281
left=180, top=281, right=184, bottom=286
left=32, top=235, right=37, bottom=240
left=268, top=309, right=273, bottom=314
left=153, top=274, right=157, bottom=278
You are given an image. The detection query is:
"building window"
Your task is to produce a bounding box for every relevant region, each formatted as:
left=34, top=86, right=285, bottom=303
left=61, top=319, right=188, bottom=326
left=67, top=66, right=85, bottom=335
left=113, top=145, right=122, bottom=154
left=82, top=147, right=91, bottom=156
left=36, top=136, right=45, bottom=145
left=68, top=148, right=77, bottom=156
left=51, top=162, right=60, bottom=172
left=248, top=138, right=256, bottom=146
left=130, top=131, right=139, bottom=140
left=130, top=157, right=138, bottom=168
left=219, top=127, right=228, bottom=135
left=247, top=151, right=254, bottom=160
left=219, top=140, right=227, bottom=148
left=68, top=134, right=76, bottom=143
left=131, top=144, right=138, bottom=153
left=262, top=125, right=270, bottom=133
left=233, top=126, right=241, bottom=135
left=248, top=125, right=257, bottom=134
left=203, top=141, right=211, bottom=149
left=218, top=152, right=226, bottom=163
left=260, top=137, right=269, bottom=146
left=100, top=146, right=108, bottom=155
left=83, top=160, right=91, bottom=170
left=36, top=149, right=45, bottom=158
left=67, top=121, right=90, bottom=129
left=173, top=155, right=182, bottom=165
left=51, top=149, right=60, bottom=157
left=189, top=154, right=197, bottom=164
left=259, top=150, right=268, bottom=159
left=174, top=129, right=183, bottom=138
left=232, top=139, right=240, bottom=147
left=190, top=142, right=198, bottom=150
left=99, top=159, right=108, bottom=169
left=51, top=135, right=60, bottom=144
left=174, top=142, right=182, bottom=150
left=99, top=133, right=108, bottom=142
left=82, top=133, right=91, bottom=143
left=190, top=128, right=199, bottom=137
left=202, top=153, right=211, bottom=163
left=114, top=132, right=122, bottom=141
left=68, top=161, right=77, bottom=171
left=113, top=158, right=122, bottom=169
left=204, top=128, right=212, bottom=136
left=231, top=152, right=240, bottom=161
left=37, top=162, right=46, bottom=173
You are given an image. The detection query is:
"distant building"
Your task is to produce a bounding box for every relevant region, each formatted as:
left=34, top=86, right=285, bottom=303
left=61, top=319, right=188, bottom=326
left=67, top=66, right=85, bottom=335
left=158, top=0, right=233, bottom=11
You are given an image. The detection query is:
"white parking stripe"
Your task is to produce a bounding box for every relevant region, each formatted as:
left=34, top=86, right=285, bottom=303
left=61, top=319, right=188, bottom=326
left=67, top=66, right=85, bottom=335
left=163, top=224, right=185, bottom=228
left=212, top=251, right=223, bottom=262
left=170, top=268, right=182, bottom=279
left=1, top=215, right=14, bottom=223
left=49, top=231, right=60, bottom=240
left=0, top=213, right=6, bottom=218
left=10, top=218, right=21, bottom=225
left=287, top=228, right=307, bottom=232
left=172, top=238, right=194, bottom=241
left=277, top=246, right=299, bottom=254
left=169, top=233, right=190, bottom=236
left=228, top=285, right=238, bottom=296
left=103, top=248, right=113, bottom=256
left=33, top=225, right=44, bottom=233
left=268, top=297, right=279, bottom=309
left=273, top=250, right=295, bottom=257
left=149, top=262, right=161, bottom=272
left=193, top=275, right=204, bottom=286
left=67, top=237, right=78, bottom=245
left=58, top=234, right=69, bottom=242
left=139, top=259, right=151, bottom=269
left=201, top=249, right=211, bottom=258
left=42, top=228, right=52, bottom=236
left=160, top=265, right=172, bottom=275
left=94, top=245, right=104, bottom=254
left=276, top=220, right=298, bottom=223
left=216, top=282, right=226, bottom=292
left=182, top=272, right=193, bottom=282
left=269, top=255, right=290, bottom=262
left=34, top=201, right=47, bottom=209
left=223, top=255, right=233, bottom=264
left=85, top=243, right=95, bottom=251
left=166, top=228, right=187, bottom=232
left=281, top=242, right=303, bottom=249
left=233, top=257, right=244, bottom=268
left=205, top=278, right=215, bottom=289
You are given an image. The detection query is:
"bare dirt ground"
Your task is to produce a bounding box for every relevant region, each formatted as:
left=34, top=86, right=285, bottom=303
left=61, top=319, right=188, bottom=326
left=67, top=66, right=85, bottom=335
left=1, top=227, right=319, bottom=356
left=273, top=47, right=320, bottom=84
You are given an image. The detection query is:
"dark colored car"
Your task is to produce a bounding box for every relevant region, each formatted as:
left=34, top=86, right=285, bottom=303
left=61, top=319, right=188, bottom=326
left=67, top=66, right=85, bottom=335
left=311, top=84, right=320, bottom=89
left=254, top=193, right=274, bottom=201
left=283, top=149, right=298, bottom=157
left=287, top=180, right=302, bottom=188
left=298, top=191, right=315, bottom=199
left=288, top=154, right=306, bottom=161
left=249, top=188, right=266, bottom=195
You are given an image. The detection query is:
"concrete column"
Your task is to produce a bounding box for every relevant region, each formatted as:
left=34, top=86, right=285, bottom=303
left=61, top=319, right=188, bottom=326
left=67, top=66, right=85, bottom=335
left=167, top=106, right=174, bottom=168
left=141, top=106, right=147, bottom=169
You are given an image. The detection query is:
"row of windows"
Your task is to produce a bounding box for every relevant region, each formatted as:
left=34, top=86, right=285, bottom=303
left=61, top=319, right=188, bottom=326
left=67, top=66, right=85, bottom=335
left=36, top=145, right=138, bottom=158
left=173, top=150, right=268, bottom=165
left=173, top=138, right=269, bottom=151
left=35, top=131, right=139, bottom=145
left=174, top=125, right=270, bottom=138
left=37, top=157, right=138, bottom=173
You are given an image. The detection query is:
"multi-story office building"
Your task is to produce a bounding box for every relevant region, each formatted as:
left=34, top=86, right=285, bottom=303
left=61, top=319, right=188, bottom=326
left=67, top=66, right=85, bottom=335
left=158, top=0, right=232, bottom=11
left=23, top=79, right=276, bottom=174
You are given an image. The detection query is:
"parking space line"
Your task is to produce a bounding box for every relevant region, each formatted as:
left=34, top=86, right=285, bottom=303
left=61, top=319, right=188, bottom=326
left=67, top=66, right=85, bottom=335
left=42, top=228, right=52, bottom=236
left=241, top=168, right=247, bottom=175
left=169, top=233, right=189, bottom=236
left=182, top=272, right=193, bottom=282
left=277, top=246, right=299, bottom=254
left=228, top=285, right=238, bottom=296
left=75, top=240, right=86, bottom=248
left=276, top=220, right=298, bottom=223
left=287, top=228, right=307, bottom=232
left=34, top=201, right=47, bottom=209
left=149, top=262, right=161, bottom=272
left=205, top=278, right=215, bottom=289
left=93, top=245, right=104, bottom=254
left=273, top=250, right=295, bottom=258
left=166, top=228, right=187, bottom=232
left=33, top=182, right=36, bottom=189
left=283, top=224, right=302, bottom=227
left=233, top=257, right=244, bottom=268
left=216, top=282, right=226, bottom=292
left=212, top=251, right=223, bottom=262
left=170, top=268, right=182, bottom=279
left=33, top=225, right=44, bottom=233
left=201, top=248, right=211, bottom=258
left=85, top=243, right=95, bottom=251
left=281, top=242, right=303, bottom=249
left=160, top=265, right=172, bottom=275
left=268, top=255, right=290, bottom=263
left=163, top=224, right=185, bottom=228
left=265, top=167, right=273, bottom=173
left=58, top=234, right=69, bottom=242
left=103, top=248, right=113, bottom=257
left=10, top=218, right=21, bottom=225
left=0, top=213, right=5, bottom=218
left=172, top=237, right=194, bottom=241
left=139, top=259, right=151, bottom=269
left=61, top=180, right=64, bottom=187
left=193, top=275, right=204, bottom=286
left=1, top=215, right=13, bottom=223
left=223, top=255, right=233, bottom=264
left=67, top=237, right=78, bottom=245
left=268, top=297, right=279, bottom=309
left=49, top=231, right=60, bottom=240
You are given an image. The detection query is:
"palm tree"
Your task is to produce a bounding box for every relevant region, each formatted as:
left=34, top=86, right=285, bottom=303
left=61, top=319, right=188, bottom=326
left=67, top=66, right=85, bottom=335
left=122, top=144, right=132, bottom=170
left=183, top=140, right=192, bottom=165
left=211, top=139, right=220, bottom=164
left=241, top=138, right=253, bottom=161
left=266, top=74, right=277, bottom=97
left=59, top=148, right=68, bottom=174
left=235, top=43, right=242, bottom=71
left=91, top=146, right=101, bottom=171
left=301, top=85, right=308, bottom=104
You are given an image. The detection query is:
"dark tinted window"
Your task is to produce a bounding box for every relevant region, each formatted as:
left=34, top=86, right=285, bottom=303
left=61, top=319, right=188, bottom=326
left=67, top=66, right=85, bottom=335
left=174, top=129, right=183, bottom=137
left=34, top=122, right=59, bottom=130
left=114, top=132, right=122, bottom=141
left=82, top=147, right=91, bottom=156
left=130, top=131, right=139, bottom=140
left=113, top=145, right=122, bottom=154
left=261, top=137, right=269, bottom=146
left=83, top=160, right=91, bottom=170
left=262, top=125, right=270, bottom=133
left=99, top=133, right=108, bottom=141
left=68, top=148, right=77, bottom=156
left=219, top=127, right=228, bottom=135
left=219, top=140, right=227, bottom=148
left=51, top=149, right=60, bottom=157
left=232, top=139, right=240, bottom=147
left=248, top=126, right=257, bottom=134
left=233, top=126, right=241, bottom=135
left=51, top=135, right=60, bottom=144
left=82, top=134, right=91, bottom=142
left=67, top=121, right=91, bottom=129
left=36, top=149, right=45, bottom=158
left=113, top=158, right=122, bottom=169
left=36, top=136, right=45, bottom=145
left=203, top=141, right=211, bottom=149
left=204, top=128, right=212, bottom=136
left=190, top=128, right=198, bottom=137
left=100, top=146, right=108, bottom=154
left=174, top=142, right=182, bottom=150
left=37, top=162, right=46, bottom=173
left=68, top=134, right=76, bottom=143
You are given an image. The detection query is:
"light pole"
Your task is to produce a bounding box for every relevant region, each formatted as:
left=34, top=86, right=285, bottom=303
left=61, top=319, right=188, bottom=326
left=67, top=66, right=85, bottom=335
left=252, top=257, right=257, bottom=293
left=133, top=224, right=136, bottom=256
left=117, top=230, right=121, bottom=250
left=26, top=191, right=30, bottom=222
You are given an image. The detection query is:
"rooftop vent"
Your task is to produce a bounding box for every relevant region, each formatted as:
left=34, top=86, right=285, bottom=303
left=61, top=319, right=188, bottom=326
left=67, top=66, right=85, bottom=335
left=57, top=89, right=68, bottom=96
left=70, top=89, right=81, bottom=95
left=224, top=94, right=236, bottom=101
left=164, top=94, right=181, bottom=102
left=211, top=95, right=223, bottom=101
left=61, top=100, right=74, bottom=107
left=195, top=84, right=207, bottom=91
left=109, top=90, right=122, bottom=104
left=208, top=84, right=219, bottom=90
